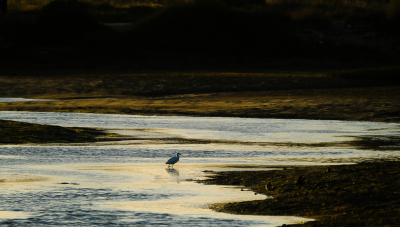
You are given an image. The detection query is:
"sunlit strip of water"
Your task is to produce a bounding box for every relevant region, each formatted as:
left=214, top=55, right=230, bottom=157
left=0, top=145, right=399, bottom=166
left=0, top=111, right=399, bottom=226
left=0, top=98, right=55, bottom=102
left=1, top=111, right=399, bottom=143
left=0, top=163, right=311, bottom=226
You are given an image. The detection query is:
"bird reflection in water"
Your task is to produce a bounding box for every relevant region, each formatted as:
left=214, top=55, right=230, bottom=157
left=166, top=168, right=180, bottom=183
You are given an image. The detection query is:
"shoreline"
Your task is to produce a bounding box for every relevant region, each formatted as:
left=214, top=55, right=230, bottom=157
left=1, top=89, right=400, bottom=123
left=1, top=70, right=400, bottom=123
left=0, top=119, right=132, bottom=144
left=1, top=71, right=400, bottom=226
left=200, top=161, right=400, bottom=227
left=1, top=114, right=400, bottom=226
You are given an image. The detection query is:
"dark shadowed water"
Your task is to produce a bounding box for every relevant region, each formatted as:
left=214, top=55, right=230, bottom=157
left=1, top=111, right=399, bottom=226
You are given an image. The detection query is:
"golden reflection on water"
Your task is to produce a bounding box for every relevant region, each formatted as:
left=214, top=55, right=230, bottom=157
left=71, top=163, right=270, bottom=215
left=0, top=174, right=49, bottom=184
left=0, top=211, right=37, bottom=220
left=0, top=163, right=313, bottom=226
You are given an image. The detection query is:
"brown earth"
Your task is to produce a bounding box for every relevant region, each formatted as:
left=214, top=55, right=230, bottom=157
left=200, top=161, right=400, bottom=227
left=0, top=72, right=399, bottom=122
left=1, top=71, right=400, bottom=226
left=0, top=119, right=129, bottom=144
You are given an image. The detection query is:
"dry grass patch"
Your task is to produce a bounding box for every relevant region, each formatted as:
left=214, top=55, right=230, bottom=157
left=0, top=86, right=399, bottom=122
left=1, top=71, right=399, bottom=122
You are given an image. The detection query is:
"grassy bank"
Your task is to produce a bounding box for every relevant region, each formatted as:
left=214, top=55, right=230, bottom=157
left=200, top=161, right=400, bottom=226
left=0, top=119, right=124, bottom=144
left=2, top=68, right=400, bottom=96
left=1, top=69, right=399, bottom=122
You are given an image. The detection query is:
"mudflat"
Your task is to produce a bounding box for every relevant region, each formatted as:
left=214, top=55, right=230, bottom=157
left=0, top=119, right=128, bottom=144
left=1, top=71, right=399, bottom=122
left=200, top=161, right=400, bottom=227
left=1, top=70, right=400, bottom=226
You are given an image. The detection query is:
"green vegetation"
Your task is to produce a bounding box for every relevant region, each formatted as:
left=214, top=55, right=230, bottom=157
left=0, top=119, right=120, bottom=144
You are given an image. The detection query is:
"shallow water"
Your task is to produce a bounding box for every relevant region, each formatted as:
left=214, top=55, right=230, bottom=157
left=0, top=98, right=53, bottom=102
left=1, top=111, right=400, bottom=226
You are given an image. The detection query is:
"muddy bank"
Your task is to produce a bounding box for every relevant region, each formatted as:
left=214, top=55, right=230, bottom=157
left=1, top=71, right=400, bottom=226
left=0, top=119, right=128, bottom=144
left=1, top=73, right=400, bottom=123
left=200, top=161, right=400, bottom=226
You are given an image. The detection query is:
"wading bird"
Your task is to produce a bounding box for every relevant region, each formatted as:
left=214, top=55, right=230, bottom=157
left=166, top=153, right=182, bottom=168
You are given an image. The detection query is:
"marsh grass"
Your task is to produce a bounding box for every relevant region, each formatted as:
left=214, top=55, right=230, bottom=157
left=0, top=69, right=398, bottom=98
left=0, top=72, right=330, bottom=98
left=0, top=119, right=117, bottom=144
left=327, top=67, right=400, bottom=79
left=1, top=71, right=399, bottom=122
